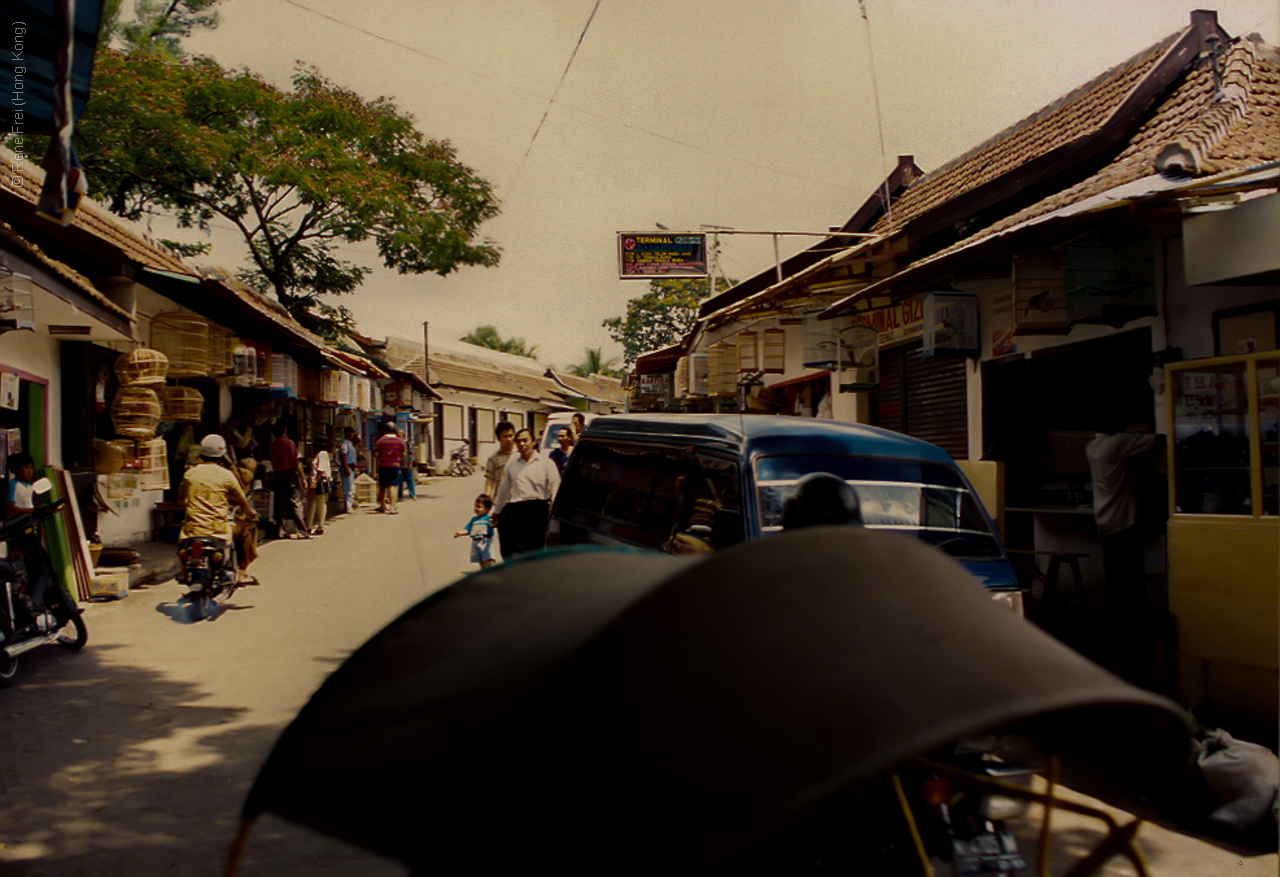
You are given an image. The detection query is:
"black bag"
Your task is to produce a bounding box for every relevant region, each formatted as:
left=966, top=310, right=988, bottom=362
left=314, top=475, right=331, bottom=496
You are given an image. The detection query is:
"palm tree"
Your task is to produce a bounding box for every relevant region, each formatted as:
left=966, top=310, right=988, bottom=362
left=568, top=347, right=625, bottom=378
left=459, top=325, right=538, bottom=359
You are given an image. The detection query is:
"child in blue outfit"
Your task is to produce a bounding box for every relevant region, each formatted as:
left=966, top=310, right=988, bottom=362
left=454, top=494, right=495, bottom=568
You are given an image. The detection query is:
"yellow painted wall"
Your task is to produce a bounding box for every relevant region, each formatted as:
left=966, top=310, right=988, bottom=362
left=1168, top=516, right=1279, bottom=718
left=958, top=460, right=1004, bottom=538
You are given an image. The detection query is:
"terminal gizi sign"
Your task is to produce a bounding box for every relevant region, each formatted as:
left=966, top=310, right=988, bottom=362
left=618, top=232, right=707, bottom=278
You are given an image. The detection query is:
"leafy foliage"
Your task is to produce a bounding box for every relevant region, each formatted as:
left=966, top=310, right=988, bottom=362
left=100, top=0, right=223, bottom=57
left=603, top=277, right=731, bottom=366
left=74, top=51, right=502, bottom=338
left=460, top=325, right=538, bottom=360
left=567, top=347, right=624, bottom=378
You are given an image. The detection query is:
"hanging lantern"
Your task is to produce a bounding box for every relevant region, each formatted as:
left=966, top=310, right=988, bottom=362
left=111, top=386, right=162, bottom=439
left=161, top=385, right=204, bottom=422
left=150, top=311, right=210, bottom=377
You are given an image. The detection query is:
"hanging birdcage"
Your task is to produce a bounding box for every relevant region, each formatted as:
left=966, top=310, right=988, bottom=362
left=150, top=311, right=210, bottom=377
left=161, top=385, right=203, bottom=422
left=108, top=438, right=140, bottom=469
left=111, top=386, right=162, bottom=439
left=207, top=325, right=237, bottom=376
left=114, top=348, right=169, bottom=386
left=138, top=438, right=170, bottom=491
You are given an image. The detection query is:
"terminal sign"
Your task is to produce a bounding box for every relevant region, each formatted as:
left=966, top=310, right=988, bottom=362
left=618, top=232, right=707, bottom=279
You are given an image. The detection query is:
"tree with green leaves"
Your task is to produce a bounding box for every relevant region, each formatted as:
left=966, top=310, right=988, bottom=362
left=99, top=0, right=223, bottom=57
left=459, top=325, right=538, bottom=360
left=73, top=50, right=501, bottom=338
left=567, top=347, right=624, bottom=378
left=603, top=277, right=732, bottom=366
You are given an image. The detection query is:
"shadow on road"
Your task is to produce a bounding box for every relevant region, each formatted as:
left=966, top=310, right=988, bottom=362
left=0, top=643, right=401, bottom=876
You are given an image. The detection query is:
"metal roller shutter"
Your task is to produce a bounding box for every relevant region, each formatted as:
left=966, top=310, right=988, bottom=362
left=873, top=341, right=968, bottom=459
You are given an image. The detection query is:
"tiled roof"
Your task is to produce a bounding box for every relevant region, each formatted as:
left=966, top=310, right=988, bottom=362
left=0, top=221, right=131, bottom=318
left=945, top=35, right=1279, bottom=254
left=869, top=31, right=1183, bottom=240
left=0, top=144, right=193, bottom=276
left=821, top=25, right=1279, bottom=318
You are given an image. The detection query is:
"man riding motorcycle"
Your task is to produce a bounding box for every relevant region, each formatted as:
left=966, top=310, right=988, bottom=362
left=179, top=435, right=258, bottom=584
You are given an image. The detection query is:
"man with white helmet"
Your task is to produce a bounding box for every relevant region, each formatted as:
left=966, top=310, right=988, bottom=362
left=179, top=434, right=259, bottom=582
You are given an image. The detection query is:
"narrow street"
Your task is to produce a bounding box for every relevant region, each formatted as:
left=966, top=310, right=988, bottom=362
left=0, top=473, right=485, bottom=876
left=0, top=473, right=1275, bottom=876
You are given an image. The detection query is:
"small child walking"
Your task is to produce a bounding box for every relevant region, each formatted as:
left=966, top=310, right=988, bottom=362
left=454, top=494, right=496, bottom=568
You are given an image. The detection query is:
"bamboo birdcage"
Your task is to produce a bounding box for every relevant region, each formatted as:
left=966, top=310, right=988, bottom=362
left=111, top=386, right=162, bottom=439
left=207, top=325, right=237, bottom=376
left=138, top=438, right=170, bottom=491
left=150, top=311, right=210, bottom=377
left=161, top=385, right=203, bottom=422
left=108, top=438, right=139, bottom=469
left=319, top=369, right=341, bottom=404
left=114, top=348, right=169, bottom=386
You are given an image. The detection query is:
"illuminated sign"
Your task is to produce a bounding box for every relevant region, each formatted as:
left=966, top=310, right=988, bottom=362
left=618, top=232, right=707, bottom=278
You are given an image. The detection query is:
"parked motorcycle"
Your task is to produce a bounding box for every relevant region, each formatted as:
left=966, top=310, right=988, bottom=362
left=176, top=534, right=240, bottom=620
left=446, top=444, right=475, bottom=477
left=0, top=478, right=88, bottom=686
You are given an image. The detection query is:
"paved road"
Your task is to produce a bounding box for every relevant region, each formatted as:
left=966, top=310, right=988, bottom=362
left=0, top=474, right=485, bottom=876
left=1, top=472, right=1275, bottom=876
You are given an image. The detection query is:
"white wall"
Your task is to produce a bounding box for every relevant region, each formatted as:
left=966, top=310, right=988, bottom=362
left=0, top=328, right=61, bottom=465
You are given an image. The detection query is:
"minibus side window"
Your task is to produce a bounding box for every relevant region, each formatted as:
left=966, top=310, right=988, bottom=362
left=669, top=457, right=743, bottom=554
left=556, top=442, right=683, bottom=549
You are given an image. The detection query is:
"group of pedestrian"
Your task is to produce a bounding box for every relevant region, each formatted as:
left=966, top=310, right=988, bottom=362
left=456, top=413, right=586, bottom=569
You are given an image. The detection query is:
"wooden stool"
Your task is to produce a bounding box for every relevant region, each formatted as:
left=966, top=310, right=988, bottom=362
left=1007, top=549, right=1088, bottom=606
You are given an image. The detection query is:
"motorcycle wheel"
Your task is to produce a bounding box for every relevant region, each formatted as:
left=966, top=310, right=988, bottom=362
left=0, top=652, right=17, bottom=687
left=189, top=593, right=212, bottom=621
left=55, top=610, right=88, bottom=650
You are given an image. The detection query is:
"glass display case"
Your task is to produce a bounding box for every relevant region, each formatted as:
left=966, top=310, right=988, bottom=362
left=1169, top=352, right=1277, bottom=517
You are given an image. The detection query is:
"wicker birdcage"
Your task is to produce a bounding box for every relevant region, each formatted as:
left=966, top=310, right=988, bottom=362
left=93, top=438, right=126, bottom=475
left=138, top=438, right=170, bottom=491
left=114, top=348, right=169, bottom=386
left=150, top=311, right=210, bottom=378
left=207, top=325, right=237, bottom=376
left=108, top=438, right=139, bottom=469
left=161, top=385, right=203, bottom=422
left=111, top=386, right=162, bottom=439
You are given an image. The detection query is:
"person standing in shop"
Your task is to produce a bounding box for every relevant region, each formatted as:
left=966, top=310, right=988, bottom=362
left=338, top=427, right=358, bottom=512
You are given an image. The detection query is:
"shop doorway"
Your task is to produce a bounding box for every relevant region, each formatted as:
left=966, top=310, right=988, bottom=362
left=982, top=328, right=1154, bottom=508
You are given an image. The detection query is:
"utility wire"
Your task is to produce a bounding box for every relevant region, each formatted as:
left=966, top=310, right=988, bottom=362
left=512, top=0, right=603, bottom=186
left=272, top=0, right=833, bottom=191
left=856, top=0, right=893, bottom=228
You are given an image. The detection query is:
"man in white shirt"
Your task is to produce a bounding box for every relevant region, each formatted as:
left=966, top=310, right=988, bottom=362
left=492, top=428, right=560, bottom=559
left=1086, top=426, right=1159, bottom=632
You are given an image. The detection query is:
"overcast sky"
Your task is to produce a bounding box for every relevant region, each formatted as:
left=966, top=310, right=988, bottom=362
left=161, top=0, right=1280, bottom=370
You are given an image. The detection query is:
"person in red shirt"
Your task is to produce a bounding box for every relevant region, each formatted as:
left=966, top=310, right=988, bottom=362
left=373, top=422, right=408, bottom=514
left=268, top=422, right=310, bottom=539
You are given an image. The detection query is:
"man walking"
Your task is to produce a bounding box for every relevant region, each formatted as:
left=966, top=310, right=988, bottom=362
left=268, top=422, right=310, bottom=539
left=483, top=420, right=516, bottom=500
left=373, top=422, right=408, bottom=514
left=492, top=427, right=560, bottom=559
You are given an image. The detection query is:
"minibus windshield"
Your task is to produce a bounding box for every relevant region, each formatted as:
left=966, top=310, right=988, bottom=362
left=755, top=455, right=1003, bottom=560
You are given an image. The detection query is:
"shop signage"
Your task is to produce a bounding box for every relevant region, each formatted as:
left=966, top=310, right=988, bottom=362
left=617, top=233, right=707, bottom=278
left=638, top=373, right=670, bottom=395
left=851, top=300, right=924, bottom=348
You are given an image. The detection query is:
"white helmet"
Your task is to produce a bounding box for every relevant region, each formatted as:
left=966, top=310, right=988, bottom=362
left=199, top=434, right=228, bottom=459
